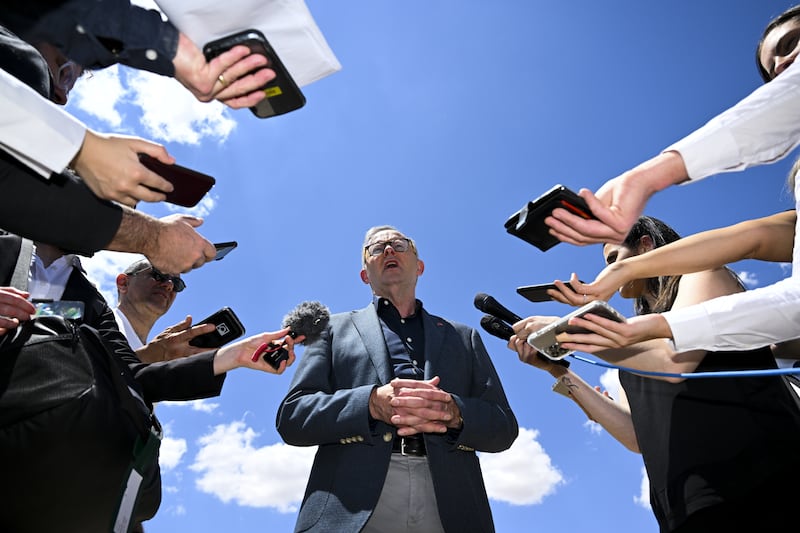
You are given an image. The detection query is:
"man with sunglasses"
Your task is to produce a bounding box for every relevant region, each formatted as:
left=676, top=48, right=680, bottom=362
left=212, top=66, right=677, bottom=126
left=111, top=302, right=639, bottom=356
left=0, top=230, right=298, bottom=528
left=114, top=258, right=214, bottom=363
left=277, top=225, right=518, bottom=533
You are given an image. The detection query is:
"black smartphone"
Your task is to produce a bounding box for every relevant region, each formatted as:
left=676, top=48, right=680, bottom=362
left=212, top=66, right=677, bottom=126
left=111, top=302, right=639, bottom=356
left=189, top=307, right=246, bottom=348
left=138, top=154, right=216, bottom=207
left=505, top=185, right=597, bottom=252
left=526, top=301, right=625, bottom=360
left=203, top=29, right=306, bottom=119
left=517, top=281, right=584, bottom=303
left=213, top=241, right=238, bottom=261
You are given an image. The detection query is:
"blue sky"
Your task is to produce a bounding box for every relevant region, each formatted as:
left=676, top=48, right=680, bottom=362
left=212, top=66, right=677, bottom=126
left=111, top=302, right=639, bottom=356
left=65, top=1, right=798, bottom=531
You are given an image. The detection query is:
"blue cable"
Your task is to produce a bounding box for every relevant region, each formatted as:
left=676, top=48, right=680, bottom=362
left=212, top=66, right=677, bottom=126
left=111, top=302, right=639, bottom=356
left=568, top=353, right=800, bottom=379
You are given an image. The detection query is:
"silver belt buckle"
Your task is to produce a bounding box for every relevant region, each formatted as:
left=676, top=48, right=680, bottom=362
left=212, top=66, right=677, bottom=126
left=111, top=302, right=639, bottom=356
left=400, top=437, right=408, bottom=456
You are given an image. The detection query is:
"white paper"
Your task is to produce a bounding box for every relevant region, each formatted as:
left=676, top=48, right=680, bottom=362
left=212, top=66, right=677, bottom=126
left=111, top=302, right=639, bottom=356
left=154, top=0, right=341, bottom=87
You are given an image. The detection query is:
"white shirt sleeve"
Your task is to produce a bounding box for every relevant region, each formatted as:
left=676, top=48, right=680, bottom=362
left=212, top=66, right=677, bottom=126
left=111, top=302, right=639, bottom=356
left=658, top=62, right=800, bottom=352
left=665, top=61, right=800, bottom=181
left=663, top=176, right=800, bottom=352
left=0, top=68, right=86, bottom=178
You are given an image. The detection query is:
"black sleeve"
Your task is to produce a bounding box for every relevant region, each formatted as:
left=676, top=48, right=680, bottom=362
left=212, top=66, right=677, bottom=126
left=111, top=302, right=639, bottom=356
left=90, top=291, right=226, bottom=404
left=2, top=0, right=179, bottom=76
left=0, top=151, right=122, bottom=255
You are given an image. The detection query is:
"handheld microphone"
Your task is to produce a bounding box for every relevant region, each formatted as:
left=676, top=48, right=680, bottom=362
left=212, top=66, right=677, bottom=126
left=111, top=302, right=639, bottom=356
left=473, top=293, right=523, bottom=325
left=480, top=315, right=514, bottom=341
left=252, top=301, right=331, bottom=368
left=476, top=296, right=570, bottom=367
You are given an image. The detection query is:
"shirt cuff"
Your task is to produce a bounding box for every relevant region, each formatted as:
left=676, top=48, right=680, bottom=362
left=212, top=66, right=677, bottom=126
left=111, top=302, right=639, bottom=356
left=662, top=304, right=713, bottom=352
left=664, top=127, right=741, bottom=182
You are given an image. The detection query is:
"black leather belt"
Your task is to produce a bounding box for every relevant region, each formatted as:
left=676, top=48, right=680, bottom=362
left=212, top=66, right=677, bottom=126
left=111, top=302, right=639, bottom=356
left=392, top=436, right=426, bottom=456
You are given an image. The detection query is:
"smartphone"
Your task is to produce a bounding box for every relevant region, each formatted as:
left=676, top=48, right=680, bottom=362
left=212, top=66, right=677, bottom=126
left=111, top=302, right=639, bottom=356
left=189, top=307, right=246, bottom=348
left=203, top=29, right=306, bottom=119
left=526, top=300, right=625, bottom=360
left=138, top=154, right=216, bottom=207
left=31, top=300, right=85, bottom=319
left=516, top=281, right=584, bottom=303
left=213, top=241, right=238, bottom=261
left=505, top=185, right=597, bottom=252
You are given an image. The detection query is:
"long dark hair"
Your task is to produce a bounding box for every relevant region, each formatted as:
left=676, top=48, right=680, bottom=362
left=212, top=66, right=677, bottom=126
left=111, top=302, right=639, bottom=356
left=623, top=216, right=683, bottom=315
left=756, top=4, right=800, bottom=82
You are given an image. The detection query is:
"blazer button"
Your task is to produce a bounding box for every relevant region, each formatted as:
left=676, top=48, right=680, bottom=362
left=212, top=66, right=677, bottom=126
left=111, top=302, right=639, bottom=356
left=383, top=432, right=393, bottom=442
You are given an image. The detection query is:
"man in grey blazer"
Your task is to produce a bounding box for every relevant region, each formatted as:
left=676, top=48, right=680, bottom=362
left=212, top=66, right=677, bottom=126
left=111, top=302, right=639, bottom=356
left=277, top=225, right=518, bottom=533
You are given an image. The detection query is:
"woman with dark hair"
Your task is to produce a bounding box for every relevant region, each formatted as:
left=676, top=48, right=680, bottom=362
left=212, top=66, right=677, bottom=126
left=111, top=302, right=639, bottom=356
left=508, top=215, right=800, bottom=532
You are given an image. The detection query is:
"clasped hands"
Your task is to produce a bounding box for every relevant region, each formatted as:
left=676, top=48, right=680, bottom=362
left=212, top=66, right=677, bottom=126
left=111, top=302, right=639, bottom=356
left=369, top=376, right=462, bottom=437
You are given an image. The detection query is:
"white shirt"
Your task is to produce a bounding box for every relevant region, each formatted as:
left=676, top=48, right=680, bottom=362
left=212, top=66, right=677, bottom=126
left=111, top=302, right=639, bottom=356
left=662, top=62, right=800, bottom=352
left=28, top=249, right=82, bottom=301
left=0, top=68, right=86, bottom=178
left=113, top=307, right=145, bottom=350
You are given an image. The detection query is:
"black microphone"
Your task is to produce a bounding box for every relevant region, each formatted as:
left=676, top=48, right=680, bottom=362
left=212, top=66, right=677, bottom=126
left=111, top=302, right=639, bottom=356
left=480, top=315, right=514, bottom=341
left=476, top=298, right=570, bottom=367
left=254, top=301, right=331, bottom=369
left=473, top=293, right=522, bottom=325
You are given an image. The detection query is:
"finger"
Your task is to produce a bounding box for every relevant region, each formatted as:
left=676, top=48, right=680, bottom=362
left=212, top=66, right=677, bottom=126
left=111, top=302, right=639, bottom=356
left=207, top=44, right=258, bottom=77
left=128, top=138, right=173, bottom=163
left=218, top=90, right=269, bottom=110
left=129, top=185, right=168, bottom=204
left=215, top=64, right=274, bottom=101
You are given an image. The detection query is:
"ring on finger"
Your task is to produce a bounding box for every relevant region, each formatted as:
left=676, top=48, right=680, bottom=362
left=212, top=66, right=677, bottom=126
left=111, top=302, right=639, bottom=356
left=218, top=73, right=229, bottom=86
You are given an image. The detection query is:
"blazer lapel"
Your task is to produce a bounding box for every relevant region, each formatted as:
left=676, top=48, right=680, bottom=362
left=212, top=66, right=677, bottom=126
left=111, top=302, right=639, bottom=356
left=351, top=304, right=394, bottom=384
left=422, top=310, right=447, bottom=379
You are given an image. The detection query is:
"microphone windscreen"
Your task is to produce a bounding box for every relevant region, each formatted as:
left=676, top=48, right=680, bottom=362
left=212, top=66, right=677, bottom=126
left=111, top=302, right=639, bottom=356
left=282, top=301, right=330, bottom=344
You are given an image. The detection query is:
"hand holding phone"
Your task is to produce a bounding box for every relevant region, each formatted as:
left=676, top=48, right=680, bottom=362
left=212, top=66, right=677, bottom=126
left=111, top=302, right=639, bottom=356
left=505, top=185, right=597, bottom=252
left=203, top=29, right=305, bottom=118
left=517, top=280, right=584, bottom=303
left=189, top=307, right=246, bottom=348
left=526, top=300, right=625, bottom=360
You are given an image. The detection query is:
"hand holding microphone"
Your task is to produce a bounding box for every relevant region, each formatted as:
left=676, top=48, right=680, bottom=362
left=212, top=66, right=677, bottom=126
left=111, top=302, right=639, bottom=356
left=252, top=301, right=331, bottom=368
left=474, top=292, right=569, bottom=367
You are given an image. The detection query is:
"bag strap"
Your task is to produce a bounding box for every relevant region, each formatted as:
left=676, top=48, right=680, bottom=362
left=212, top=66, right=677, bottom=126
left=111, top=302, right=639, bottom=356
left=11, top=238, right=34, bottom=291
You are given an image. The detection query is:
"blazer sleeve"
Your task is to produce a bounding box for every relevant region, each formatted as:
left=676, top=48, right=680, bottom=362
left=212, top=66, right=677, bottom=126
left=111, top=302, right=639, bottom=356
left=446, top=325, right=518, bottom=453
left=276, top=321, right=381, bottom=447
left=91, top=292, right=226, bottom=404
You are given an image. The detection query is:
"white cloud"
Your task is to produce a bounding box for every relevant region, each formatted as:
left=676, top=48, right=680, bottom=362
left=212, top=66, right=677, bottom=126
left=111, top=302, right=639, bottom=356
left=583, top=419, right=603, bottom=435
left=127, top=70, right=236, bottom=145
left=161, top=436, right=188, bottom=471
left=82, top=251, right=145, bottom=307
left=165, top=193, right=218, bottom=219
left=599, top=369, right=622, bottom=400
left=67, top=35, right=237, bottom=146
left=160, top=399, right=220, bottom=413
left=633, top=466, right=651, bottom=510
left=70, top=65, right=128, bottom=129
left=780, top=262, right=792, bottom=275
left=737, top=270, right=759, bottom=288
left=190, top=421, right=316, bottom=513
left=480, top=427, right=564, bottom=506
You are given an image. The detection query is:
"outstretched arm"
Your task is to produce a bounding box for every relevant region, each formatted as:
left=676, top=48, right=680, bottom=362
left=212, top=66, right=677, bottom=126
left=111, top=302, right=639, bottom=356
left=550, top=210, right=796, bottom=306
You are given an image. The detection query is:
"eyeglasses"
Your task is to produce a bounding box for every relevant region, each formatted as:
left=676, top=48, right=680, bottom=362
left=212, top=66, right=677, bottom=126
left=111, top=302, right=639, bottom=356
left=130, top=267, right=186, bottom=293
left=364, top=237, right=413, bottom=257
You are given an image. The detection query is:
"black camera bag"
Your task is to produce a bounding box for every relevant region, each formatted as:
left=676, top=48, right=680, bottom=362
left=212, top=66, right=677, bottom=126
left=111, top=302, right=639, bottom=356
left=0, top=240, right=162, bottom=533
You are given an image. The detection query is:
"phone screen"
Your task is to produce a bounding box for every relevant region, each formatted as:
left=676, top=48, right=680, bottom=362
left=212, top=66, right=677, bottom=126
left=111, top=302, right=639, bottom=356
left=213, top=241, right=238, bottom=261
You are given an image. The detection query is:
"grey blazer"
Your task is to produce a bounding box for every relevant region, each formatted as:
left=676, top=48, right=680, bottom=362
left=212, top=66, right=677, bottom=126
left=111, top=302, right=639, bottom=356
left=276, top=304, right=518, bottom=533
